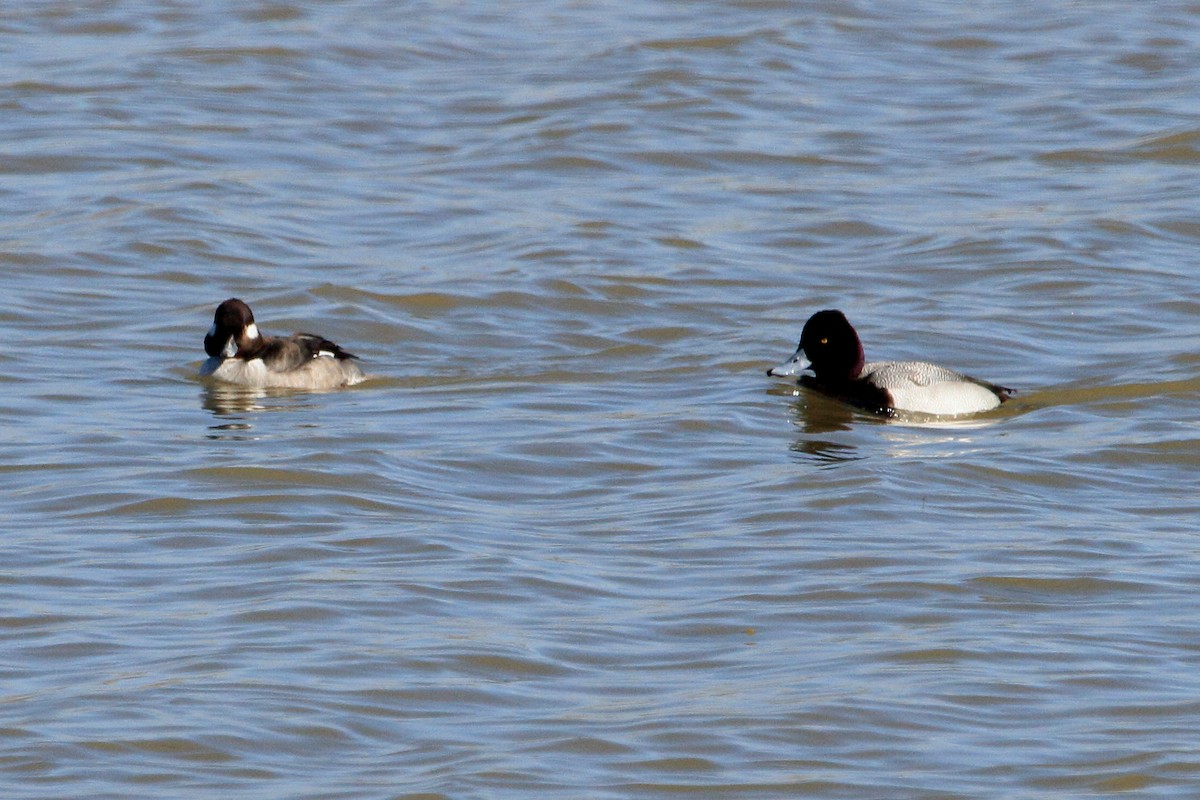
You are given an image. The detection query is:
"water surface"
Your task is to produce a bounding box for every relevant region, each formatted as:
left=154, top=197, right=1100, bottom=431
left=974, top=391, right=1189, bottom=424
left=4, top=1, right=1200, bottom=797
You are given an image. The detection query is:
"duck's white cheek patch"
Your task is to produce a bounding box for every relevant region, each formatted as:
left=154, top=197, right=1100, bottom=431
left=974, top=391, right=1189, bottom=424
left=244, top=323, right=260, bottom=340
left=221, top=337, right=237, bottom=358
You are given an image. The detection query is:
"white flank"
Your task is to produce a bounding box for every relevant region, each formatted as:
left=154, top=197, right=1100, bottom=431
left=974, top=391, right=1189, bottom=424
left=865, top=361, right=1002, bottom=416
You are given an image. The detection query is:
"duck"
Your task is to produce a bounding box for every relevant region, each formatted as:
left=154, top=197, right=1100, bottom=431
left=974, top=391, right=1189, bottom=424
left=199, top=298, right=366, bottom=390
left=767, top=309, right=1012, bottom=417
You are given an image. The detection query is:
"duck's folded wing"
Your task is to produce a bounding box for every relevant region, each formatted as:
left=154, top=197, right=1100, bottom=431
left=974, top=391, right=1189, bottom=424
left=291, top=333, right=359, bottom=361
left=865, top=360, right=1012, bottom=414
left=252, top=338, right=305, bottom=372
left=878, top=361, right=1013, bottom=398
left=862, top=361, right=966, bottom=388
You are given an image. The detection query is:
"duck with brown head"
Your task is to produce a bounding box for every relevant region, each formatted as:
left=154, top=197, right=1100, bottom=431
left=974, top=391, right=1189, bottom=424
left=200, top=298, right=366, bottom=390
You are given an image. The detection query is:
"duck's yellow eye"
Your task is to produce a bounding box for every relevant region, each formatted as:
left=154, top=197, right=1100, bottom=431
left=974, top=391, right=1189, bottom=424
left=820, top=337, right=828, bottom=345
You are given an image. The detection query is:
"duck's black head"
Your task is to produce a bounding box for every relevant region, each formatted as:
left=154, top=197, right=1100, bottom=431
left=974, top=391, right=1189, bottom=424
left=799, top=309, right=866, bottom=381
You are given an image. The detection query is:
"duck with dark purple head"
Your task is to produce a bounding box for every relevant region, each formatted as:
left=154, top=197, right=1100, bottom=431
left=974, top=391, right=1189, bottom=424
left=768, top=309, right=1012, bottom=417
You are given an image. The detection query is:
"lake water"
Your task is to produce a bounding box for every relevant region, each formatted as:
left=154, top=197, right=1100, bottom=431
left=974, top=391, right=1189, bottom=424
left=4, top=1, right=1200, bottom=797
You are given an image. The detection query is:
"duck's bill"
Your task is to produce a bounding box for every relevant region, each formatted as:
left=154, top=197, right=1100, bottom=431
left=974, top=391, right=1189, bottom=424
left=205, top=325, right=238, bottom=359
left=767, top=347, right=811, bottom=377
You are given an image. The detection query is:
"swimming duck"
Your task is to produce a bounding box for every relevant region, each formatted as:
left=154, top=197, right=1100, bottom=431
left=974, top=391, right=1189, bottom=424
left=199, top=298, right=366, bottom=390
left=768, top=309, right=1012, bottom=416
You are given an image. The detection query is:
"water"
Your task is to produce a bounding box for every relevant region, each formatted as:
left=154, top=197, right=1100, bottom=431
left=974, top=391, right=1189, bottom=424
left=4, top=1, right=1200, bottom=797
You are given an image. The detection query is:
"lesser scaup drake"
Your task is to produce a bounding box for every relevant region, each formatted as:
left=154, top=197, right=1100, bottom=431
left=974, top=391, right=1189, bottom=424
left=199, top=298, right=366, bottom=390
left=768, top=309, right=1013, bottom=417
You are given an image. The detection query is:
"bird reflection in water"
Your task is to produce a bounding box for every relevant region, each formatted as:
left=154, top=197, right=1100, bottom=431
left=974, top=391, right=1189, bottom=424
left=199, top=384, right=263, bottom=440
left=200, top=379, right=357, bottom=440
left=202, top=383, right=268, bottom=416
left=774, top=384, right=1006, bottom=467
left=766, top=384, right=863, bottom=466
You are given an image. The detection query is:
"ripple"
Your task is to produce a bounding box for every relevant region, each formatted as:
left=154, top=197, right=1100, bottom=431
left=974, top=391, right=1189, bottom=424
left=5, top=1, right=1200, bottom=797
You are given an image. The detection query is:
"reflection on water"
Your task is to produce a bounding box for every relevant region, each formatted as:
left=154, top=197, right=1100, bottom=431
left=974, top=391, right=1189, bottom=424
left=778, top=388, right=860, bottom=434
left=200, top=381, right=343, bottom=442
left=200, top=380, right=355, bottom=419
left=201, top=383, right=268, bottom=417
left=770, top=387, right=864, bottom=465
left=772, top=374, right=1057, bottom=473
left=788, top=436, right=861, bottom=467
left=773, top=383, right=1015, bottom=466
